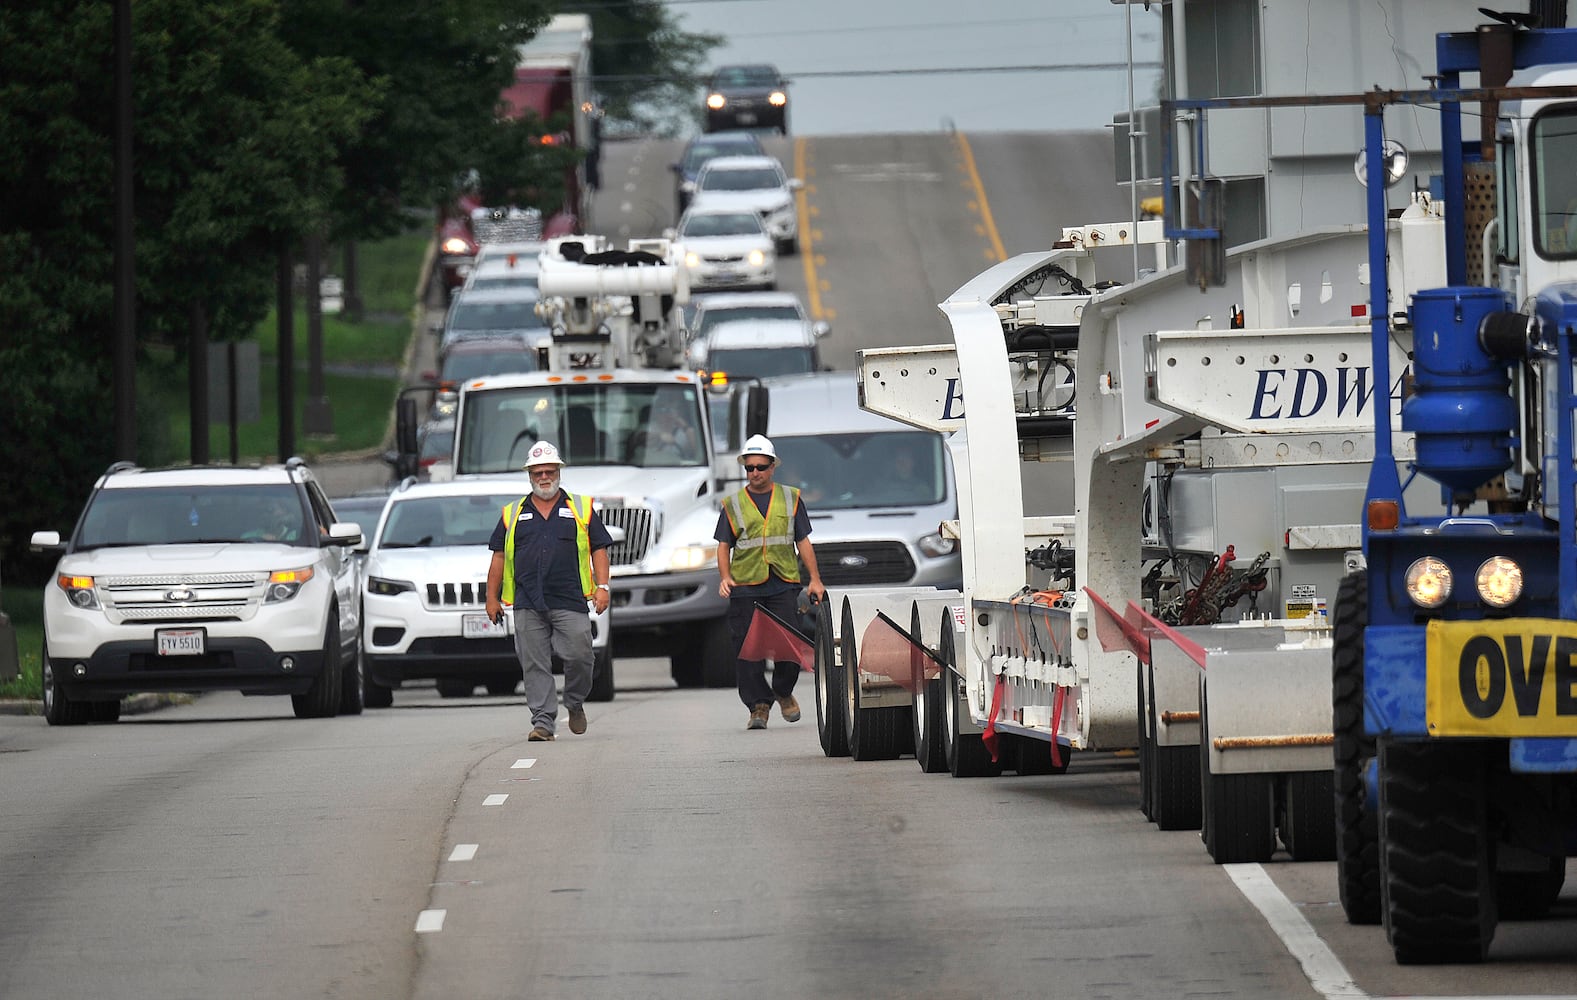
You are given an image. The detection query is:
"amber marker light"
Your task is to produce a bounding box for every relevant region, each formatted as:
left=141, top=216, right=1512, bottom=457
left=1367, top=499, right=1400, bottom=531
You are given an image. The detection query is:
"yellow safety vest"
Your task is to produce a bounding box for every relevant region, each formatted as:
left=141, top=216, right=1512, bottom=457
left=500, top=492, right=595, bottom=604
left=725, top=484, right=800, bottom=585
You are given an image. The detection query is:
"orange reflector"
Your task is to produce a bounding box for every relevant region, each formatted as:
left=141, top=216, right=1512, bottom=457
left=1367, top=499, right=1400, bottom=531
left=58, top=574, right=93, bottom=590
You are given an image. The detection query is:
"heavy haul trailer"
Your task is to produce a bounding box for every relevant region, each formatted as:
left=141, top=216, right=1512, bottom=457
left=1318, top=24, right=1577, bottom=964
left=850, top=195, right=1442, bottom=862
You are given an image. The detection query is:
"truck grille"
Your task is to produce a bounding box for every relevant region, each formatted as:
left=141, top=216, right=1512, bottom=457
left=597, top=504, right=655, bottom=566
left=812, top=542, right=916, bottom=586
left=425, top=581, right=488, bottom=608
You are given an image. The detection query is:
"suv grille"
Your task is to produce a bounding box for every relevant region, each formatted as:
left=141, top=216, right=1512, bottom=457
left=425, top=581, right=488, bottom=608
left=812, top=542, right=916, bottom=586
left=598, top=504, right=655, bottom=566
left=101, top=572, right=263, bottom=622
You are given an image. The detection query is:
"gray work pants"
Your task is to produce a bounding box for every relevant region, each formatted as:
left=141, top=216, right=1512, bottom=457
left=512, top=607, right=593, bottom=734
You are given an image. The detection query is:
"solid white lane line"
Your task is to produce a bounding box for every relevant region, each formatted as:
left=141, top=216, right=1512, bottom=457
left=415, top=909, right=446, bottom=934
left=1225, top=864, right=1368, bottom=1000
left=511, top=758, right=537, bottom=769
left=449, top=844, right=479, bottom=862
left=483, top=793, right=508, bottom=806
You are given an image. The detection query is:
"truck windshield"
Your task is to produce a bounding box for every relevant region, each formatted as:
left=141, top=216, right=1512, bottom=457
left=1531, top=107, right=1577, bottom=259
left=456, top=382, right=708, bottom=473
left=773, top=432, right=946, bottom=510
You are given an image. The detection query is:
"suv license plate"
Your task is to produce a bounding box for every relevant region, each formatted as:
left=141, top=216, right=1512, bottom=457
left=463, top=614, right=510, bottom=639
left=737, top=112, right=757, bottom=125
left=157, top=628, right=206, bottom=656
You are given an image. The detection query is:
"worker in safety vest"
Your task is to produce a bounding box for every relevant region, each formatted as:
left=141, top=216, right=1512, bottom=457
left=715, top=434, right=825, bottom=730
left=485, top=440, right=612, bottom=741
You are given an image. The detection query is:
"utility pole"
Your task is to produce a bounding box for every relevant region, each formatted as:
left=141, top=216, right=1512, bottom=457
left=113, top=0, right=136, bottom=461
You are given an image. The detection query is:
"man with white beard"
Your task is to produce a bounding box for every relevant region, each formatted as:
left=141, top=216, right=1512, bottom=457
left=485, top=441, right=613, bottom=741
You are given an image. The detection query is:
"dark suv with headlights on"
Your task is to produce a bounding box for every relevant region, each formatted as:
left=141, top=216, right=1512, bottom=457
left=703, top=64, right=789, bottom=134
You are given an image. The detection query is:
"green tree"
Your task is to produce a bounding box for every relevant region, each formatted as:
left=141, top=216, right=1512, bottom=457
left=561, top=0, right=721, bottom=135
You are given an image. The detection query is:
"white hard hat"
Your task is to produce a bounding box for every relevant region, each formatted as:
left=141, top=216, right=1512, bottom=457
left=523, top=441, right=566, bottom=469
left=739, top=434, right=777, bottom=464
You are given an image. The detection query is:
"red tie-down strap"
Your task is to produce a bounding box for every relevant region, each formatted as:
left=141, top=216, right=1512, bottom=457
left=1048, top=682, right=1066, bottom=770
left=980, top=673, right=1006, bottom=763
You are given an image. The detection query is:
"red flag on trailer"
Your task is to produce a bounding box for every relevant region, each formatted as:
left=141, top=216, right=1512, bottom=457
left=739, top=602, right=816, bottom=670
left=862, top=610, right=945, bottom=693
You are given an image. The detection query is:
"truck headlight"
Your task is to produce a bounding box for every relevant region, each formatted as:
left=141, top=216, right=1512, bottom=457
left=367, top=576, right=415, bottom=597
left=1475, top=556, right=1523, bottom=608
left=918, top=533, right=956, bottom=557
left=1404, top=556, right=1452, bottom=609
left=668, top=544, right=718, bottom=571
left=267, top=566, right=316, bottom=603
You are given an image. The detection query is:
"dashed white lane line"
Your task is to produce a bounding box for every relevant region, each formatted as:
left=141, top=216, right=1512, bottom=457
left=619, top=201, right=633, bottom=214
left=449, top=844, right=479, bottom=862
left=483, top=793, right=508, bottom=806
left=1226, top=864, right=1366, bottom=1000
left=415, top=909, right=446, bottom=934
left=511, top=758, right=537, bottom=769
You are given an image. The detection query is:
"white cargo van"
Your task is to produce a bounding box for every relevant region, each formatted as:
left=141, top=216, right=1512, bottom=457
left=760, top=372, right=960, bottom=590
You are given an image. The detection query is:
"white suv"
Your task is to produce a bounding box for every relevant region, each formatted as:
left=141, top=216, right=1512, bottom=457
left=29, top=459, right=364, bottom=724
left=360, top=478, right=613, bottom=706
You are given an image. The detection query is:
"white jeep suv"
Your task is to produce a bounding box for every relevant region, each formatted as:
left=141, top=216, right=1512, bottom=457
left=29, top=459, right=364, bottom=724
left=360, top=477, right=613, bottom=705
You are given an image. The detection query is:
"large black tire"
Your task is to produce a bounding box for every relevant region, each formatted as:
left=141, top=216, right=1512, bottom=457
left=1332, top=570, right=1381, bottom=923
left=813, top=600, right=850, bottom=757
left=339, top=637, right=365, bottom=716
left=848, top=598, right=903, bottom=761
left=672, top=618, right=733, bottom=689
left=485, top=675, right=519, bottom=696
left=1152, top=741, right=1202, bottom=831
left=41, top=641, right=90, bottom=726
left=1138, top=662, right=1156, bottom=820
left=839, top=599, right=860, bottom=753
left=292, top=612, right=344, bottom=719
left=436, top=677, right=475, bottom=698
left=88, top=699, right=122, bottom=724
left=1201, top=685, right=1274, bottom=864
left=911, top=605, right=948, bottom=773
left=1279, top=771, right=1336, bottom=861
left=1379, top=738, right=1495, bottom=964
left=1011, top=733, right=1072, bottom=775
left=1496, top=855, right=1566, bottom=920
left=587, top=646, right=615, bottom=702
left=940, top=619, right=1001, bottom=778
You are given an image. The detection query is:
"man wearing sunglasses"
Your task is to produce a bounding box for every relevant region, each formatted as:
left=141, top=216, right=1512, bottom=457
left=715, top=434, right=826, bottom=730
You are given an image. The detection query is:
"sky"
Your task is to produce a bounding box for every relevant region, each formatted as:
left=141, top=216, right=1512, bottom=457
left=663, top=0, right=1165, bottom=135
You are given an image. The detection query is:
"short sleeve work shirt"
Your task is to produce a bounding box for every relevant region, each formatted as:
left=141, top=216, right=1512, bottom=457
left=489, top=492, right=613, bottom=613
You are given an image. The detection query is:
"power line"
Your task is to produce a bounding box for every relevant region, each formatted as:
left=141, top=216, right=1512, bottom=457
left=593, top=61, right=1163, bottom=83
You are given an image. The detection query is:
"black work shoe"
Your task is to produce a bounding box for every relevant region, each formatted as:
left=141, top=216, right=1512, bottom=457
left=528, top=727, right=555, bottom=741
left=568, top=706, right=587, bottom=735
left=777, top=695, right=801, bottom=723
left=747, top=704, right=770, bottom=730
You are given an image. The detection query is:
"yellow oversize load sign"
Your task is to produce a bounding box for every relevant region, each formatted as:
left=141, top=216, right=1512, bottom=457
left=1426, top=618, right=1577, bottom=737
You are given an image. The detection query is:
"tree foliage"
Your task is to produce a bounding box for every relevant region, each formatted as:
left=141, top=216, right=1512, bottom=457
left=561, top=0, right=721, bottom=135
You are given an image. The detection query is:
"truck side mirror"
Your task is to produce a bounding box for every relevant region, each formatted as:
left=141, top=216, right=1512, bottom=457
left=395, top=396, right=420, bottom=480
left=745, top=383, right=770, bottom=438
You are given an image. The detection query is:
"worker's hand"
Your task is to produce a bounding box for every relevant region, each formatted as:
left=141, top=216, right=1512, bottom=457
left=592, top=588, right=610, bottom=615
left=485, top=597, right=503, bottom=626
left=806, top=579, right=826, bottom=605
left=718, top=575, right=734, bottom=598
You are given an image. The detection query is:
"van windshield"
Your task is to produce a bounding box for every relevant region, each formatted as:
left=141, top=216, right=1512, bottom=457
left=773, top=432, right=945, bottom=509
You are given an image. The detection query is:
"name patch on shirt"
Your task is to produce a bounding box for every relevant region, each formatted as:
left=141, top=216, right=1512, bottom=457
left=558, top=507, right=576, bottom=519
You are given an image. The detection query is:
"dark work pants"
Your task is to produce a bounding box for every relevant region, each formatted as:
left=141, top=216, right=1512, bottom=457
left=727, top=588, right=803, bottom=709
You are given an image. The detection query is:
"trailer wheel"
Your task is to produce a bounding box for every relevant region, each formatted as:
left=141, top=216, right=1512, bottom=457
left=1379, top=737, right=1495, bottom=963
left=1200, top=682, right=1274, bottom=864
left=910, top=604, right=948, bottom=773
left=1278, top=771, right=1336, bottom=861
left=941, top=619, right=1001, bottom=778
left=814, top=601, right=850, bottom=757
left=1138, top=661, right=1155, bottom=820
left=1011, top=733, right=1071, bottom=775
left=1152, top=741, right=1202, bottom=831
left=1496, top=855, right=1566, bottom=920
left=838, top=599, right=860, bottom=752
left=1332, top=570, right=1381, bottom=923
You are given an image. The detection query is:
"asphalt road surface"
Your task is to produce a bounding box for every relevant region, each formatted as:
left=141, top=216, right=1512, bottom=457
left=9, top=132, right=1574, bottom=1000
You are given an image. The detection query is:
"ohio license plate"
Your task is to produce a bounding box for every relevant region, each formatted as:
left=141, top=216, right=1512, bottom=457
left=156, top=628, right=206, bottom=656
left=462, top=613, right=510, bottom=639
left=1425, top=618, right=1577, bottom=737
left=736, top=112, right=757, bottom=125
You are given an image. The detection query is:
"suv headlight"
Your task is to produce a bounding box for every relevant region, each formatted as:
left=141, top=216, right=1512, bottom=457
left=367, top=576, right=416, bottom=597
left=57, top=573, right=99, bottom=609
left=1476, top=556, right=1523, bottom=608
left=1404, top=556, right=1452, bottom=609
left=266, top=566, right=315, bottom=603
left=918, top=533, right=956, bottom=558
left=668, top=544, right=718, bottom=571
left=747, top=249, right=766, bottom=267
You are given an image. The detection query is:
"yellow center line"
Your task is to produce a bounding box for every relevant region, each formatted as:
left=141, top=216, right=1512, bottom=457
left=954, top=132, right=1007, bottom=263
left=793, top=136, right=827, bottom=320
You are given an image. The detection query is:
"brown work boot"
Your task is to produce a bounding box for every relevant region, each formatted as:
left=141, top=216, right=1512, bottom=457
left=777, top=695, right=801, bottom=723
left=568, top=706, right=587, bottom=735
left=747, top=704, right=770, bottom=730
left=528, top=727, right=555, bottom=742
